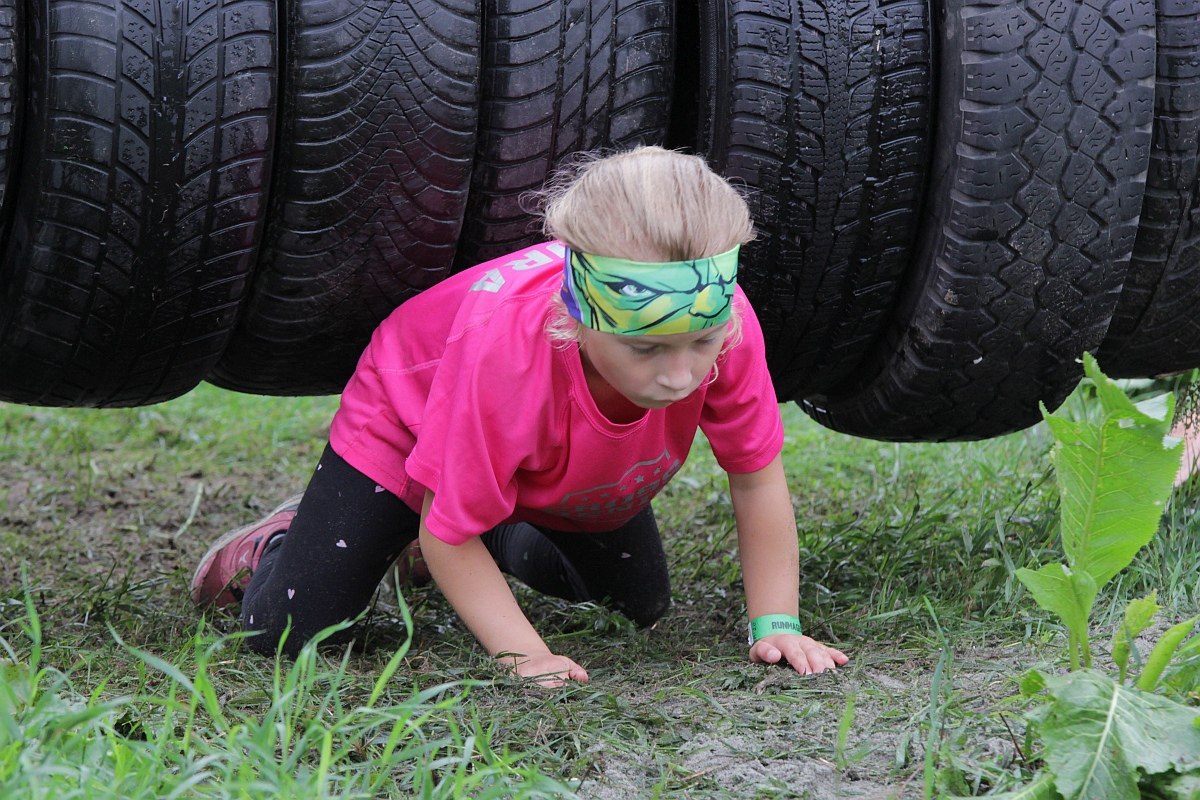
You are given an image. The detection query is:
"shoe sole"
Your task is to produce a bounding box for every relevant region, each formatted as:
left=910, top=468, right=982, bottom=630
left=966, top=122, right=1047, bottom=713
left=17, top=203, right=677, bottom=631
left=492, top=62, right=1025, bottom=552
left=190, top=492, right=304, bottom=605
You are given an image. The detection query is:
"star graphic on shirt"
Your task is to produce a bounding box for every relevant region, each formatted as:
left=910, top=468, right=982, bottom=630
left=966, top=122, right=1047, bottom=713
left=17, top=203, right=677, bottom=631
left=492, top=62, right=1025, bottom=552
left=635, top=476, right=645, bottom=483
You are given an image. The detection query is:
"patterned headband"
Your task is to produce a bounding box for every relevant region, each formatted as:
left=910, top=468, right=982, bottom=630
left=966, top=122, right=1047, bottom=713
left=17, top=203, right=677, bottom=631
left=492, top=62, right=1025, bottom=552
left=560, top=245, right=740, bottom=336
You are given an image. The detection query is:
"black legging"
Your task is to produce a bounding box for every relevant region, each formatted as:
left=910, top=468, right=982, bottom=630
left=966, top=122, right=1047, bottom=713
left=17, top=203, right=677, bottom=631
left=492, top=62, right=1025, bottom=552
left=241, top=445, right=672, bottom=655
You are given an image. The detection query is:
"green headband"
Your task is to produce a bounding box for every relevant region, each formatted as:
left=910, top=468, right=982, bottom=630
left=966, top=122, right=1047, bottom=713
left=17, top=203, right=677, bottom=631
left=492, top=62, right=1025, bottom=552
left=560, top=246, right=740, bottom=336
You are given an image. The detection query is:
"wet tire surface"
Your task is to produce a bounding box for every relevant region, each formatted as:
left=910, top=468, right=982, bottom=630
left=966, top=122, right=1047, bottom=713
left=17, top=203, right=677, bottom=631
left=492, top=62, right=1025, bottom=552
left=0, top=0, right=276, bottom=406
left=210, top=0, right=482, bottom=395
left=803, top=0, right=1155, bottom=441
left=1097, top=0, right=1200, bottom=379
left=0, top=0, right=19, bottom=231
left=694, top=0, right=934, bottom=401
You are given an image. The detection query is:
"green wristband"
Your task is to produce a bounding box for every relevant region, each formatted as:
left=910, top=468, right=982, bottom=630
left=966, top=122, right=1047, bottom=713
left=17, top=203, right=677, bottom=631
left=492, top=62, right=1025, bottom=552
left=748, top=614, right=803, bottom=645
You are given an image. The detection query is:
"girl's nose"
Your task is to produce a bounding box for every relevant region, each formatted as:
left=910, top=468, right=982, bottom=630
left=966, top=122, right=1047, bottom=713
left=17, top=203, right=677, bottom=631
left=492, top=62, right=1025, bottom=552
left=658, top=356, right=693, bottom=391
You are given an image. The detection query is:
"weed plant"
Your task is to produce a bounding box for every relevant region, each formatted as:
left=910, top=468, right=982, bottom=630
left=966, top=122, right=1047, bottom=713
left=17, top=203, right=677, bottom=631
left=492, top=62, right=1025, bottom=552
left=943, top=357, right=1200, bottom=800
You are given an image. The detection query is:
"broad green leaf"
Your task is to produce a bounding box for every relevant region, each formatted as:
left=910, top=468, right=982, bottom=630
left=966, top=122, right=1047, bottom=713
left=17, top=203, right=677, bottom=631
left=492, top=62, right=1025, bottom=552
left=1041, top=670, right=1200, bottom=800
left=1045, top=354, right=1180, bottom=590
left=1112, top=592, right=1160, bottom=683
left=949, top=772, right=1060, bottom=799
left=1016, top=564, right=1097, bottom=646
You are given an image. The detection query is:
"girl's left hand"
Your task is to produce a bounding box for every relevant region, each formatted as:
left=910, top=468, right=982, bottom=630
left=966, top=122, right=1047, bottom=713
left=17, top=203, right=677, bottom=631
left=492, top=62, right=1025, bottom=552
left=749, top=634, right=848, bottom=675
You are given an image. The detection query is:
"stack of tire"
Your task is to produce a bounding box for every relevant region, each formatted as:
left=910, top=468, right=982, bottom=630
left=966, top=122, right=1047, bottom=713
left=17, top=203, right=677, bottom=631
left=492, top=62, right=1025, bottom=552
left=0, top=0, right=1192, bottom=443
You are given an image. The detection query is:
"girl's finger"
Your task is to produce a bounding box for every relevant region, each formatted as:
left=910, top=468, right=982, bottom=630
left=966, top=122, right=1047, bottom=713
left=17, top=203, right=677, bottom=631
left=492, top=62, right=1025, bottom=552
left=780, top=644, right=810, bottom=674
left=798, top=642, right=835, bottom=673
left=755, top=641, right=782, bottom=663
left=809, top=644, right=835, bottom=672
left=816, top=648, right=844, bottom=669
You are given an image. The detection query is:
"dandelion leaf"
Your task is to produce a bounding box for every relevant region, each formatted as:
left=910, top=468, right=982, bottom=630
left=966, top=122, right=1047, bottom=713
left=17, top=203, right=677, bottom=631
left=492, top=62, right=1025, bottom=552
left=1118, top=592, right=1161, bottom=642
left=1016, top=563, right=1096, bottom=647
left=1041, top=670, right=1200, bottom=800
left=1112, top=592, right=1160, bottom=681
left=1045, top=354, right=1180, bottom=590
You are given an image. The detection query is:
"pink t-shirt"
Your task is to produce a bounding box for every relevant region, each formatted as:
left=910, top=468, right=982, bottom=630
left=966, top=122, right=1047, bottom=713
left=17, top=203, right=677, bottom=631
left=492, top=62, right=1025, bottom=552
left=329, top=242, right=784, bottom=546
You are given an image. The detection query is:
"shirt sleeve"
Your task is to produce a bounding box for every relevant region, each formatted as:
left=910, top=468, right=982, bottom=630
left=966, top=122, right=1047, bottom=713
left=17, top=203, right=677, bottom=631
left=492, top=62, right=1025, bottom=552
left=403, top=317, right=551, bottom=546
left=699, top=291, right=785, bottom=474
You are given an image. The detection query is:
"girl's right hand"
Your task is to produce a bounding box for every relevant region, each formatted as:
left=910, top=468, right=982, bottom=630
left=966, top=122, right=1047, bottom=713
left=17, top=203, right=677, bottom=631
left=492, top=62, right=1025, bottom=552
left=502, top=652, right=589, bottom=688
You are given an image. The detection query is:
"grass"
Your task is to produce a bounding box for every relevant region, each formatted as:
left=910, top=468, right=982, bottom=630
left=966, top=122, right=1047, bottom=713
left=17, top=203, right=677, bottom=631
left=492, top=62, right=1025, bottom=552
left=1, top=382, right=1198, bottom=798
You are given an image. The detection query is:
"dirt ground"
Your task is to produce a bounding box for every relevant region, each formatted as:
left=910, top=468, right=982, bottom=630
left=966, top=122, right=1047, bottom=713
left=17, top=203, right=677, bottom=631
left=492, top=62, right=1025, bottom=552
left=0, top=427, right=1044, bottom=798
left=566, top=644, right=1036, bottom=799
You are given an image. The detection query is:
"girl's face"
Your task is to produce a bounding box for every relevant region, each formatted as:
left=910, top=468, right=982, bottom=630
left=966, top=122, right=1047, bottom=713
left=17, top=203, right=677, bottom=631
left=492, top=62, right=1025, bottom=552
left=578, top=324, right=729, bottom=409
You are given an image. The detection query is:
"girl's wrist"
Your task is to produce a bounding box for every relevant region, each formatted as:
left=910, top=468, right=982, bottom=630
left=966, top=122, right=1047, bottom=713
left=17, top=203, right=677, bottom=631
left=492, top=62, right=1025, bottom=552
left=495, top=648, right=556, bottom=669
left=747, top=613, right=802, bottom=645
left=491, top=637, right=554, bottom=661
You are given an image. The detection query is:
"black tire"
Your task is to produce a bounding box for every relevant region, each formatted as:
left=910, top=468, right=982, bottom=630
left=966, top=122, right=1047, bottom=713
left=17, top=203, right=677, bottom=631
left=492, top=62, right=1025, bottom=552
left=454, top=0, right=674, bottom=268
left=210, top=0, right=482, bottom=396
left=802, top=0, right=1155, bottom=441
left=1096, top=0, right=1200, bottom=378
left=688, top=0, right=933, bottom=399
left=0, top=0, right=19, bottom=230
left=0, top=0, right=277, bottom=407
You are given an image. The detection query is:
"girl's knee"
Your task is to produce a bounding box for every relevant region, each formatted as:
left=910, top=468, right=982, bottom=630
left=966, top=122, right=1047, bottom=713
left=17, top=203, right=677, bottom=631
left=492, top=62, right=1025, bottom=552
left=242, top=621, right=288, bottom=657
left=241, top=605, right=293, bottom=656
left=629, top=586, right=672, bottom=628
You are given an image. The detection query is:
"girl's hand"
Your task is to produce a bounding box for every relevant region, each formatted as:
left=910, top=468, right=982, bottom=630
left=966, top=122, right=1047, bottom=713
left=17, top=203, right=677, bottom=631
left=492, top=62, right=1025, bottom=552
left=749, top=634, right=848, bottom=675
left=500, top=651, right=590, bottom=688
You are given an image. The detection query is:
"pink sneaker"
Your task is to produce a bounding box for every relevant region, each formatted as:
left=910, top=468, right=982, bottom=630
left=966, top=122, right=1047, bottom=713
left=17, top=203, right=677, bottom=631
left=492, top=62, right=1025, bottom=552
left=191, top=494, right=303, bottom=607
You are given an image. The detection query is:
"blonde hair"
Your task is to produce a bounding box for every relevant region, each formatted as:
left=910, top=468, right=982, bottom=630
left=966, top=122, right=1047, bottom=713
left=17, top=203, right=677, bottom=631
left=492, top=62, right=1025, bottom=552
left=540, top=146, right=754, bottom=261
left=537, top=146, right=754, bottom=355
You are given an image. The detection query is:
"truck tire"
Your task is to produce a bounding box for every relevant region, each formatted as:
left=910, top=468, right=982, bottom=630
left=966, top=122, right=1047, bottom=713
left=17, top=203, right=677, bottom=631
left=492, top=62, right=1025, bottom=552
left=210, top=0, right=482, bottom=395
left=454, top=0, right=673, bottom=268
left=0, top=0, right=276, bottom=407
left=802, top=0, right=1155, bottom=441
left=688, top=0, right=934, bottom=400
left=1096, top=0, right=1200, bottom=378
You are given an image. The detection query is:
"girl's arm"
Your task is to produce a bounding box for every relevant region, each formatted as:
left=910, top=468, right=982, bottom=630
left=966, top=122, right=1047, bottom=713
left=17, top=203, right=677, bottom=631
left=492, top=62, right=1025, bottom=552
left=729, top=454, right=848, bottom=674
left=417, top=490, right=589, bottom=686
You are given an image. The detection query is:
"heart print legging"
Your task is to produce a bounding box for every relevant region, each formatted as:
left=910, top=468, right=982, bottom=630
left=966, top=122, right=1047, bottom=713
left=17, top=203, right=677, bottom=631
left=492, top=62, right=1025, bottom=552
left=240, top=445, right=672, bottom=655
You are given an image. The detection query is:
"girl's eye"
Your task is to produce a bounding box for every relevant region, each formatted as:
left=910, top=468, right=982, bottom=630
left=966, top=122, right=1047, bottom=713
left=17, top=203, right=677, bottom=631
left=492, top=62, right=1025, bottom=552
left=630, top=345, right=659, bottom=355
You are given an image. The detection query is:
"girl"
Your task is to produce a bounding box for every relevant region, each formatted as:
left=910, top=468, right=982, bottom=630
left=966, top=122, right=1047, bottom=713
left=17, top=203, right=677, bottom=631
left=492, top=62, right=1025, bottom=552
left=191, top=147, right=849, bottom=685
